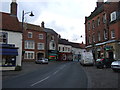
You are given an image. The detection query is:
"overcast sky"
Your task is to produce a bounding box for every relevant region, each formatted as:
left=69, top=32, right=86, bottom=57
left=1, top=0, right=105, bottom=43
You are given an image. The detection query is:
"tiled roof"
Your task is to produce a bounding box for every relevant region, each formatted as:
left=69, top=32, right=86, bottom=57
left=70, top=42, right=85, bottom=49
left=45, top=28, right=58, bottom=35
left=21, top=23, right=44, bottom=31
left=0, top=12, right=22, bottom=33
left=58, top=38, right=71, bottom=45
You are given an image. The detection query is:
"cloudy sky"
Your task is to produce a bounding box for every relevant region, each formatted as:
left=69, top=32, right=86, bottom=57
left=1, top=0, right=106, bottom=43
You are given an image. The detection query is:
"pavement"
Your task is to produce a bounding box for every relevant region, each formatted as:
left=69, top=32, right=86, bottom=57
left=1, top=61, right=120, bottom=89
left=81, top=65, right=120, bottom=88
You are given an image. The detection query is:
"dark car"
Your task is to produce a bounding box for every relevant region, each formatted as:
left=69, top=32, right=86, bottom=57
left=95, top=58, right=115, bottom=69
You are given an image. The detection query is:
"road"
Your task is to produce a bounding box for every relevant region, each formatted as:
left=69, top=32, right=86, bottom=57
left=2, top=62, right=88, bottom=88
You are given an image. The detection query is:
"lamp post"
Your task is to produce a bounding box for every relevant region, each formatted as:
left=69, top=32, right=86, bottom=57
left=21, top=10, right=34, bottom=65
left=22, top=10, right=34, bottom=31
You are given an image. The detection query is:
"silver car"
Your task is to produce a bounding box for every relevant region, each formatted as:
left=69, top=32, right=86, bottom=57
left=35, top=58, right=48, bottom=64
left=111, top=60, right=120, bottom=72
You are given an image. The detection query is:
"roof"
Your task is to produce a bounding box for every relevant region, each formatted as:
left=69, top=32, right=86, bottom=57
left=45, top=28, right=58, bottom=35
left=58, top=38, right=71, bottom=45
left=0, top=12, right=22, bottom=33
left=20, top=23, right=44, bottom=32
left=70, top=42, right=85, bottom=49
left=86, top=5, right=104, bottom=21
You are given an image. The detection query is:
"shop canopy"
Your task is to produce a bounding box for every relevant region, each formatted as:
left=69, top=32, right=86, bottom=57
left=0, top=44, right=18, bottom=56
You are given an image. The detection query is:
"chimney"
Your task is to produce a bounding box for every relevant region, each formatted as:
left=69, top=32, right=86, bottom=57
left=10, top=0, right=17, bottom=16
left=41, top=21, right=45, bottom=28
left=97, top=0, right=104, bottom=7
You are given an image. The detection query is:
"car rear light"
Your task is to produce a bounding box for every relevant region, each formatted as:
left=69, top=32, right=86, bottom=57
left=100, top=59, right=104, bottom=61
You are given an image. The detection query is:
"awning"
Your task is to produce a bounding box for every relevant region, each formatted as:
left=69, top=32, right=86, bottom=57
left=0, top=48, right=18, bottom=56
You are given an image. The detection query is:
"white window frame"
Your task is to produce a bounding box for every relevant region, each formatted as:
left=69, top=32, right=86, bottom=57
left=25, top=40, right=35, bottom=49
left=28, top=32, right=33, bottom=38
left=104, top=30, right=107, bottom=40
left=24, top=51, right=34, bottom=59
left=103, top=13, right=106, bottom=23
left=98, top=32, right=101, bottom=41
left=97, top=17, right=100, bottom=26
left=38, top=43, right=44, bottom=50
left=111, top=30, right=115, bottom=39
left=39, top=34, right=43, bottom=39
left=110, top=11, right=117, bottom=22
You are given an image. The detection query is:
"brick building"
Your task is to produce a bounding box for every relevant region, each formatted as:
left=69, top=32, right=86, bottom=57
left=85, top=0, right=120, bottom=61
left=41, top=22, right=59, bottom=61
left=22, top=23, right=46, bottom=62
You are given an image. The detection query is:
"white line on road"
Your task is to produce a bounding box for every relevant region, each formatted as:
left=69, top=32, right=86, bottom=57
left=30, top=76, right=50, bottom=87
left=30, top=64, right=67, bottom=87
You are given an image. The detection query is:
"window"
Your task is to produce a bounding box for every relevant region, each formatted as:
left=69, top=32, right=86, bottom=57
left=97, top=17, right=100, bottom=26
left=103, top=13, right=106, bottom=23
left=0, top=32, right=8, bottom=44
left=104, top=29, right=107, bottom=40
left=98, top=32, right=101, bottom=41
left=87, top=22, right=91, bottom=30
left=24, top=51, right=34, bottom=59
left=111, top=30, right=115, bottom=39
left=49, top=41, right=56, bottom=50
left=28, top=32, right=32, bottom=38
left=92, top=34, right=95, bottom=43
left=38, top=43, right=44, bottom=50
left=110, top=11, right=117, bottom=22
left=25, top=40, right=35, bottom=49
left=88, top=35, right=91, bottom=44
left=92, top=20, right=95, bottom=29
left=39, top=34, right=43, bottom=39
left=59, top=47, right=61, bottom=51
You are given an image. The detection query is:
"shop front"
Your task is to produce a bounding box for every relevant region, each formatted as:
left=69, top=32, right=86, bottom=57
left=58, top=52, right=73, bottom=61
left=0, top=44, right=18, bottom=70
left=48, top=50, right=58, bottom=61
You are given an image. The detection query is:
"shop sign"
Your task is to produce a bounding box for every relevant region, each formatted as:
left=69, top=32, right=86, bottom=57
left=104, top=45, right=113, bottom=50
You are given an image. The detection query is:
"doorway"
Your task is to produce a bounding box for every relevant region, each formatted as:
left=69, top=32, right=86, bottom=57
left=37, top=53, right=44, bottom=60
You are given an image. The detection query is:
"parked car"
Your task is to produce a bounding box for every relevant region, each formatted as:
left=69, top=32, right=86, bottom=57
left=95, top=58, right=115, bottom=68
left=35, top=58, right=48, bottom=64
left=111, top=60, right=120, bottom=72
left=80, top=52, right=94, bottom=65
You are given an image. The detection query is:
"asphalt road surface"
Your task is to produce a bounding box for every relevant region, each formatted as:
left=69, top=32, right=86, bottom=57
left=3, top=62, right=88, bottom=88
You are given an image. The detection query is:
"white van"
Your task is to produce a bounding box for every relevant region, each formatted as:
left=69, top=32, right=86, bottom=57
left=80, top=51, right=94, bottom=65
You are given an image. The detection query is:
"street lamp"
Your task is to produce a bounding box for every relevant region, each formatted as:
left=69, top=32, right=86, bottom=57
left=21, top=10, right=34, bottom=65
left=22, top=10, right=34, bottom=31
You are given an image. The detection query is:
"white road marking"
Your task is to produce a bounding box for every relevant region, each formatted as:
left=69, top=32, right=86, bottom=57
left=30, top=64, right=67, bottom=87
left=31, top=76, right=50, bottom=87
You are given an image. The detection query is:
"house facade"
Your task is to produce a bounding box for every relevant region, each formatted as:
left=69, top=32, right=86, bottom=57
left=58, top=38, right=73, bottom=61
left=40, top=22, right=59, bottom=61
left=0, top=1, right=22, bottom=70
left=71, top=42, right=86, bottom=61
left=85, top=1, right=120, bottom=61
left=22, top=23, right=46, bottom=62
